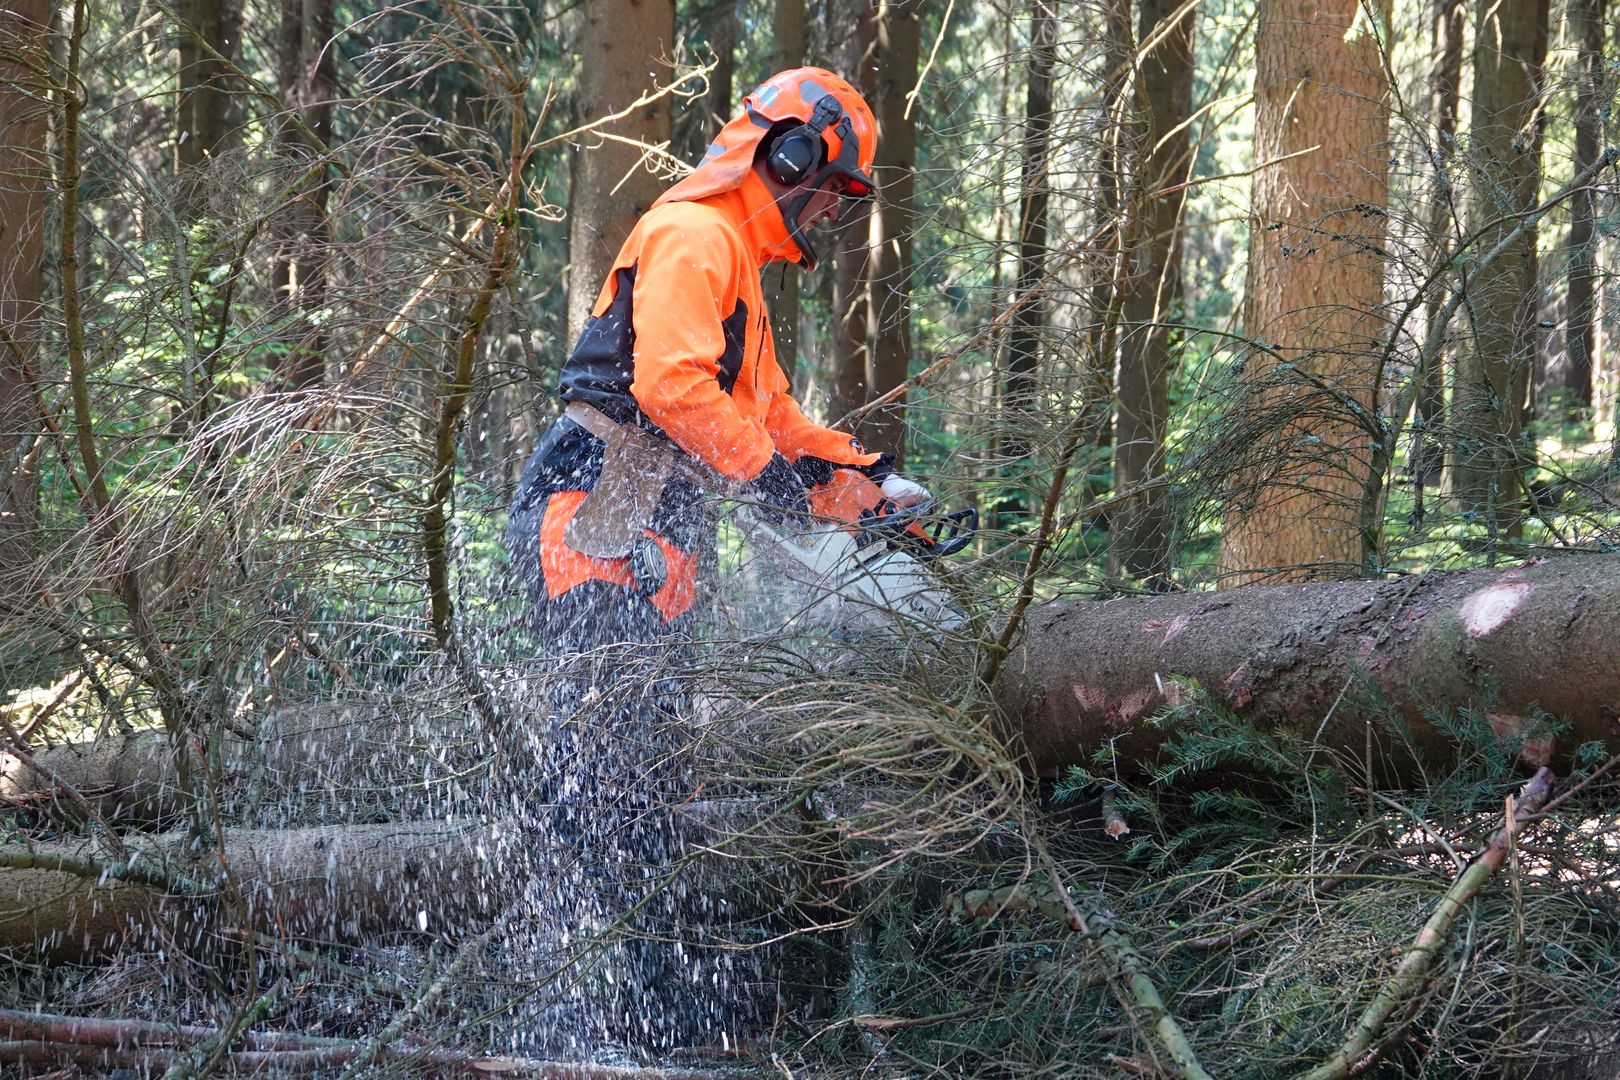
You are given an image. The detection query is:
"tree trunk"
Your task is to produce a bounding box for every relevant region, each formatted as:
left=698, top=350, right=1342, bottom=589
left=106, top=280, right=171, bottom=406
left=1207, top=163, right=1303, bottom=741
left=1086, top=0, right=1127, bottom=454
left=1560, top=0, right=1604, bottom=418
left=0, top=820, right=504, bottom=959
left=1410, top=0, right=1464, bottom=488
left=174, top=0, right=238, bottom=216
left=829, top=0, right=877, bottom=424
left=1449, top=0, right=1548, bottom=534
left=0, top=0, right=47, bottom=597
left=1111, top=0, right=1193, bottom=588
left=994, top=555, right=1620, bottom=782
left=0, top=799, right=778, bottom=959
left=772, top=0, right=805, bottom=74
left=705, top=0, right=737, bottom=132
left=861, top=0, right=920, bottom=463
left=831, top=201, right=874, bottom=421
left=271, top=0, right=334, bottom=389
left=1002, top=0, right=1056, bottom=473
left=0, top=702, right=462, bottom=829
left=566, top=0, right=676, bottom=344
left=762, top=0, right=805, bottom=389
left=1221, top=0, right=1391, bottom=584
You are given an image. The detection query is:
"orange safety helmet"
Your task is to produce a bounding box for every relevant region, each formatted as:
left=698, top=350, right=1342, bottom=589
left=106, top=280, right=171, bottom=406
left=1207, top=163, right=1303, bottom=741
left=657, top=67, right=878, bottom=269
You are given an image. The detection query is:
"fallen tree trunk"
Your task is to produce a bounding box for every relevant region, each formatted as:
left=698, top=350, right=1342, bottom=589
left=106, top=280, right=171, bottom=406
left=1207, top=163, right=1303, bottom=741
left=0, top=798, right=780, bottom=958
left=0, top=1009, right=738, bottom=1078
left=16, top=558, right=1620, bottom=809
left=0, top=700, right=470, bottom=827
left=994, top=555, right=1620, bottom=780
left=0, top=819, right=504, bottom=958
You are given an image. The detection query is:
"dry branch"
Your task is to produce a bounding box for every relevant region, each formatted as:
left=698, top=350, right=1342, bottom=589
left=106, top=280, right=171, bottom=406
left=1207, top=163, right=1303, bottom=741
left=951, top=880, right=1214, bottom=1080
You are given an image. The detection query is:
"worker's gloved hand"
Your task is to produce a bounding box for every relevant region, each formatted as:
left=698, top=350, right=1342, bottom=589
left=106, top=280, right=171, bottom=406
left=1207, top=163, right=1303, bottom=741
left=750, top=453, right=811, bottom=522
left=880, top=473, right=932, bottom=509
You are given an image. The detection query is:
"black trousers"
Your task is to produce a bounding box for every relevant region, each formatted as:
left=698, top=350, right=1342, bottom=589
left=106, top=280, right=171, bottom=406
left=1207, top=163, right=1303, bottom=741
left=504, top=507, right=710, bottom=1051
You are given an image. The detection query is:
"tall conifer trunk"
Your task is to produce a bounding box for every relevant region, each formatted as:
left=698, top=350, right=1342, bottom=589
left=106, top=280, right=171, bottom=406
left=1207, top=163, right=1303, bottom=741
left=174, top=0, right=237, bottom=217
left=830, top=0, right=877, bottom=426
left=272, top=0, right=334, bottom=389
left=565, top=0, right=675, bottom=344
left=762, top=0, right=804, bottom=388
left=1001, top=0, right=1056, bottom=479
left=1111, top=0, right=1192, bottom=587
left=1410, top=0, right=1463, bottom=487
left=1086, top=0, right=1128, bottom=452
left=1449, top=0, right=1548, bottom=535
left=1561, top=0, right=1604, bottom=418
left=0, top=0, right=47, bottom=592
left=861, top=0, right=920, bottom=463
left=1221, top=0, right=1391, bottom=584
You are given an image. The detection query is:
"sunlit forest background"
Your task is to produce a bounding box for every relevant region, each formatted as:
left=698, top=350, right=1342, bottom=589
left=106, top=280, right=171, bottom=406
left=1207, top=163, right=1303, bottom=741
left=2, top=0, right=1620, bottom=1074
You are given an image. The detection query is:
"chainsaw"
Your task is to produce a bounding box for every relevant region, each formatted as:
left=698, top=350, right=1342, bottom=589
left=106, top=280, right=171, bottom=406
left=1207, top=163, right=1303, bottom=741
left=739, top=468, right=977, bottom=634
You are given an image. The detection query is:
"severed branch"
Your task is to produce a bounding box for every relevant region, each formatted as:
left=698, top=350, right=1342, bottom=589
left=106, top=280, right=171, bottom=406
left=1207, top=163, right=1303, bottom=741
left=1297, top=768, right=1556, bottom=1080
left=1102, top=790, right=1131, bottom=839
left=0, top=844, right=202, bottom=894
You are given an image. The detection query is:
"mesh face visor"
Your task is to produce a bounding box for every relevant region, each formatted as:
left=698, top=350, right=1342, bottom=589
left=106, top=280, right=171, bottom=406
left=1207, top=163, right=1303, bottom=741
left=781, top=114, right=876, bottom=270
left=809, top=109, right=875, bottom=201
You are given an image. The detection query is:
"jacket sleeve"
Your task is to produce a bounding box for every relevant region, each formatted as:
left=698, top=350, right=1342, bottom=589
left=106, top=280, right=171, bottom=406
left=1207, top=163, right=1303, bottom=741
left=762, top=350, right=884, bottom=471
left=628, top=209, right=777, bottom=483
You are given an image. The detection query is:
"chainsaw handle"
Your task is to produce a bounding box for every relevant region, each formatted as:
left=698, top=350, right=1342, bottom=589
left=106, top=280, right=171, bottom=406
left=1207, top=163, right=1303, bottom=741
left=863, top=502, right=978, bottom=558
left=928, top=507, right=977, bottom=557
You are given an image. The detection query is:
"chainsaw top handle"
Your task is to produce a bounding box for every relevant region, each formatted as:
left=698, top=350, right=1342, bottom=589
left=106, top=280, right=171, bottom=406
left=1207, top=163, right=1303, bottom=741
left=860, top=501, right=978, bottom=559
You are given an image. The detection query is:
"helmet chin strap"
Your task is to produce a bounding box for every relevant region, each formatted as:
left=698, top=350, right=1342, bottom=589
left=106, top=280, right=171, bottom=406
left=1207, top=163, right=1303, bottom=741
left=752, top=159, right=827, bottom=270
left=770, top=156, right=856, bottom=270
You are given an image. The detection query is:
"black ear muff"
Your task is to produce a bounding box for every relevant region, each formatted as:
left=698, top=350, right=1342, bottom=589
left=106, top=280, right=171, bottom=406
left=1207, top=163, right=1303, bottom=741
left=764, top=95, right=844, bottom=187
left=766, top=130, right=819, bottom=185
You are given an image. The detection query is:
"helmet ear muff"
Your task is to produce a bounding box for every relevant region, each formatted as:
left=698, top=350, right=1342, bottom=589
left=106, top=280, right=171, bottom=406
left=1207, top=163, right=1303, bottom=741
left=766, top=129, right=819, bottom=185
left=764, top=95, right=843, bottom=187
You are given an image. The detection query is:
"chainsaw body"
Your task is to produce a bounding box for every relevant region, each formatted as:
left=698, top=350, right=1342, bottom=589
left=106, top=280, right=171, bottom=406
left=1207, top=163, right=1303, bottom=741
left=742, top=469, right=975, bottom=633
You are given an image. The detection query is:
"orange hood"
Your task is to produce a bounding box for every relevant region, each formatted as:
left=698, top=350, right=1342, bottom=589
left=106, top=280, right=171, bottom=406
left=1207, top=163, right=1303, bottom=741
left=694, top=170, right=803, bottom=267
left=655, top=67, right=877, bottom=268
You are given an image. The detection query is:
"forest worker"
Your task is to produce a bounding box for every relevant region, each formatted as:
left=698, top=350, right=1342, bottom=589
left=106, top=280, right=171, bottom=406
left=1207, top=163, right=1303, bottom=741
left=508, top=65, right=930, bottom=646
left=504, top=67, right=931, bottom=1050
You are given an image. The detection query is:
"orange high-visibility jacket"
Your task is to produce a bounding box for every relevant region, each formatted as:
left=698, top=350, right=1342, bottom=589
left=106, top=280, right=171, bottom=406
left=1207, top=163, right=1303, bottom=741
left=513, top=168, right=883, bottom=620
left=560, top=171, right=881, bottom=484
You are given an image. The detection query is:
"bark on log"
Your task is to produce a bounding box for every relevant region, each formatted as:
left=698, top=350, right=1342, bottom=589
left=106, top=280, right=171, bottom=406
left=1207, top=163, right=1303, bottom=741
left=0, top=799, right=777, bottom=959
left=0, top=1009, right=739, bottom=1078
left=993, top=556, right=1620, bottom=781
left=0, top=701, right=467, bottom=827
left=0, top=820, right=504, bottom=958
